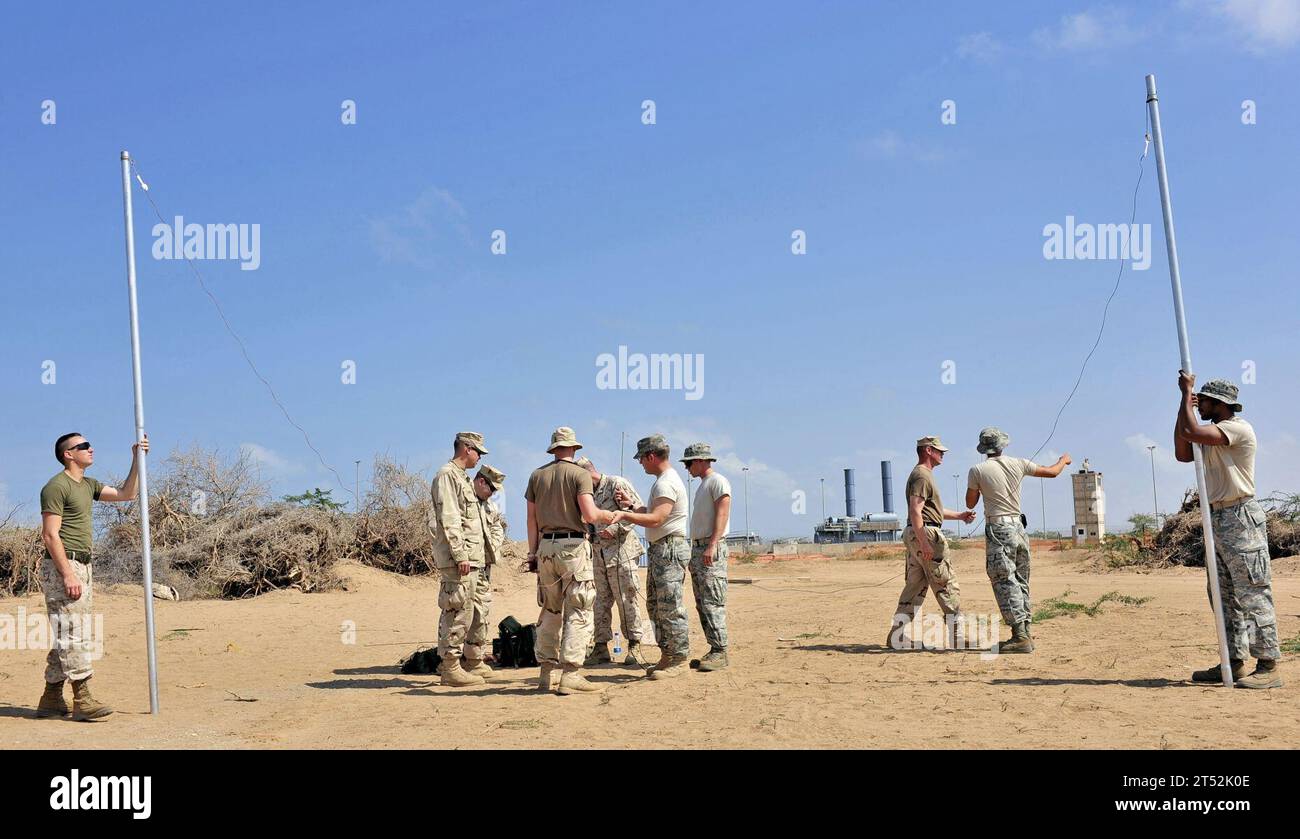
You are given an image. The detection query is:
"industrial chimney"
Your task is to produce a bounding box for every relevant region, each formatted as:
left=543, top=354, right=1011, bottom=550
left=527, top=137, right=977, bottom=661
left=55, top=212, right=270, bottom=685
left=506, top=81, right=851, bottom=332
left=843, top=468, right=856, bottom=518
left=880, top=461, right=894, bottom=515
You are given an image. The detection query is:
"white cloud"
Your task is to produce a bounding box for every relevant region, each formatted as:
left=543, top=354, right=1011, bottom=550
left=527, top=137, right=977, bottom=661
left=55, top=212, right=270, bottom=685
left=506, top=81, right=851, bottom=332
left=714, top=453, right=799, bottom=501
left=957, top=31, right=1005, bottom=61
left=1032, top=8, right=1145, bottom=51
left=861, top=131, right=949, bottom=164
left=369, top=186, right=475, bottom=269
left=239, top=443, right=302, bottom=477
left=1124, top=433, right=1182, bottom=472
left=1206, top=0, right=1300, bottom=50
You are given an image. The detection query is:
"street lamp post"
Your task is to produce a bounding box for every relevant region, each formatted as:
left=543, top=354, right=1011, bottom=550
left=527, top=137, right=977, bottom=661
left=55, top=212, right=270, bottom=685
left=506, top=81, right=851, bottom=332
left=819, top=477, right=825, bottom=521
left=953, top=474, right=961, bottom=538
left=355, top=460, right=361, bottom=513
left=743, top=466, right=750, bottom=547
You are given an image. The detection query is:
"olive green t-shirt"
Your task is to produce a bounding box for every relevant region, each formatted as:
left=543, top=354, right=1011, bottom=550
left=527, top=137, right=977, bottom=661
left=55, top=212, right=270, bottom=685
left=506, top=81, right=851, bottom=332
left=905, top=465, right=944, bottom=528
left=525, top=459, right=594, bottom=533
left=40, top=472, right=104, bottom=554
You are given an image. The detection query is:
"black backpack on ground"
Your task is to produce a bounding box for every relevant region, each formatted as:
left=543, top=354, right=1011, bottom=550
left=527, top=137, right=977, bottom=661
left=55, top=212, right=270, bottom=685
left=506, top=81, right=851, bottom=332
left=492, top=615, right=538, bottom=668
left=399, top=648, right=441, bottom=675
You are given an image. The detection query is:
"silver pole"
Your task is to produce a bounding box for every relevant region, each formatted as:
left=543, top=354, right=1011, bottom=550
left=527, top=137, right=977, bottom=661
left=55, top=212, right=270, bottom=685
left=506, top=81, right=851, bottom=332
left=620, top=432, right=625, bottom=477
left=120, top=150, right=160, bottom=713
left=1147, top=445, right=1160, bottom=528
left=355, top=459, right=361, bottom=512
left=952, top=474, right=960, bottom=537
left=1040, top=478, right=1047, bottom=536
left=743, top=467, right=750, bottom=546
left=1145, top=76, right=1234, bottom=687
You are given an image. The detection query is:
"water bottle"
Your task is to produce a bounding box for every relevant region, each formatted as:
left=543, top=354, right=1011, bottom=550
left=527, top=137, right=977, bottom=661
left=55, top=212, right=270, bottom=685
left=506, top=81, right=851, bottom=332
left=613, top=631, right=623, bottom=656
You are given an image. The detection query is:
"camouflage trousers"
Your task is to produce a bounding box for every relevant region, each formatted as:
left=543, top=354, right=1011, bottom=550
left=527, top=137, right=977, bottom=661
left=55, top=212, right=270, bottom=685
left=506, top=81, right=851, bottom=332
left=40, top=557, right=98, bottom=683
left=985, top=519, right=1032, bottom=625
left=689, top=541, right=729, bottom=652
left=592, top=546, right=645, bottom=645
left=469, top=564, right=492, bottom=657
left=534, top=538, right=595, bottom=668
left=1210, top=499, right=1279, bottom=660
left=436, top=563, right=485, bottom=661
left=646, top=535, right=690, bottom=657
left=895, top=525, right=961, bottom=621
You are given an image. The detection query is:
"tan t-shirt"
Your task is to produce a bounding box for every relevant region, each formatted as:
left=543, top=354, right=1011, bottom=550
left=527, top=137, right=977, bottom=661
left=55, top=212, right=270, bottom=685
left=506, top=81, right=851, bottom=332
left=525, top=459, right=594, bottom=533
left=967, top=456, right=1038, bottom=518
left=905, top=465, right=943, bottom=528
left=646, top=467, right=688, bottom=542
left=1203, top=416, right=1256, bottom=505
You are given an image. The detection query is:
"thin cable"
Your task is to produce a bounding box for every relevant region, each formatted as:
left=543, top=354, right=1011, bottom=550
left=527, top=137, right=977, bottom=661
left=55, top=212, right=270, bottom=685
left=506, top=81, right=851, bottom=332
left=1027, top=113, right=1150, bottom=464
left=127, top=159, right=355, bottom=503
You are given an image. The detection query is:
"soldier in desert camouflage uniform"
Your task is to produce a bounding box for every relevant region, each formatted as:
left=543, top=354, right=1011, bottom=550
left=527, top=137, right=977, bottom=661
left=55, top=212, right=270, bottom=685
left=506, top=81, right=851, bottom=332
left=1176, top=374, right=1282, bottom=689
left=576, top=457, right=649, bottom=669
left=471, top=463, right=507, bottom=679
left=430, top=431, right=490, bottom=687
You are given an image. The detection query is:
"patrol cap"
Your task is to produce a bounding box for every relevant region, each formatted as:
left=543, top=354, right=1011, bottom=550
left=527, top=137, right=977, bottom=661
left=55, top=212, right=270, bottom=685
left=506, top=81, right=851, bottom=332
left=546, top=426, right=583, bottom=453
left=456, top=431, right=489, bottom=455
left=636, top=434, right=669, bottom=459
left=476, top=464, right=506, bottom=492
left=1198, top=379, right=1243, bottom=412
left=916, top=435, right=949, bottom=452
left=680, top=442, right=717, bottom=463
left=976, top=427, right=1009, bottom=455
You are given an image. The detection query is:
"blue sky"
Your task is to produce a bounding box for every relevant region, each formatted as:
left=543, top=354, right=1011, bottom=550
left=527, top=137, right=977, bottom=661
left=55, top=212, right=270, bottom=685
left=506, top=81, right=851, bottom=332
left=2, top=1, right=1297, bottom=539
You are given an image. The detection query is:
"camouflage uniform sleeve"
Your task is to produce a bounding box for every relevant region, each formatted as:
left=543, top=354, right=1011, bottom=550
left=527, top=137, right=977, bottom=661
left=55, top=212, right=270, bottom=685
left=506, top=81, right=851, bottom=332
left=432, top=468, right=468, bottom=564
left=486, top=503, right=505, bottom=557
left=602, top=476, right=639, bottom=539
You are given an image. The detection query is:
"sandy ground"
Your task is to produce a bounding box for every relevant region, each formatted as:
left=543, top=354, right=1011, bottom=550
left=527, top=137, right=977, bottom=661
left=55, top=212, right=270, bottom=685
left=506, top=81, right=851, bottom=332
left=2, top=543, right=1297, bottom=749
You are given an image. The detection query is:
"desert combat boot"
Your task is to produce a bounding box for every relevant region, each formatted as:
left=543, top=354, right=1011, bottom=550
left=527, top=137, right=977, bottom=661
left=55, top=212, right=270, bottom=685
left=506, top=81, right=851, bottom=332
left=462, top=657, right=495, bottom=681
left=556, top=666, right=601, bottom=695
left=1000, top=621, right=1035, bottom=654
left=71, top=677, right=113, bottom=721
left=1191, top=659, right=1247, bottom=683
left=37, top=680, right=70, bottom=718
left=440, top=655, right=484, bottom=687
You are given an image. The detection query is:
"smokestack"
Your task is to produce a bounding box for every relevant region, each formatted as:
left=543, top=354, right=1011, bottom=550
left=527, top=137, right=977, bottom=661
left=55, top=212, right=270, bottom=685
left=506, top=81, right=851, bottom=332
left=843, top=468, right=856, bottom=518
left=881, top=461, right=894, bottom=514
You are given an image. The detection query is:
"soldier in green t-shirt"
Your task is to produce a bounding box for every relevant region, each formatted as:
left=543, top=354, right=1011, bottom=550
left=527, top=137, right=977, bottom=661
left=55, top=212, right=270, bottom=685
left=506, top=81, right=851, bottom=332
left=37, top=431, right=149, bottom=720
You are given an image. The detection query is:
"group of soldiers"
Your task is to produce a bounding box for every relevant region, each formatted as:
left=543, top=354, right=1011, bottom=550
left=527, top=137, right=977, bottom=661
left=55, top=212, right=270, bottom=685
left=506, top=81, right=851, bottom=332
left=885, top=373, right=1281, bottom=689
left=428, top=427, right=733, bottom=695
left=28, top=371, right=1282, bottom=720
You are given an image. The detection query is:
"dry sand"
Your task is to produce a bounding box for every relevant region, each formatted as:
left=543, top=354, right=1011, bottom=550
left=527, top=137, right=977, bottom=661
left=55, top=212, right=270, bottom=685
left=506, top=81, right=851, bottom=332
left=1, top=543, right=1296, bottom=749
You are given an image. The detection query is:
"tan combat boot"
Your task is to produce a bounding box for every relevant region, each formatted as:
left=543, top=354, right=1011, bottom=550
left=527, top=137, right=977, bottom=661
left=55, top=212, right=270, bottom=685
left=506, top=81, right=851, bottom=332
left=1191, top=659, right=1247, bottom=683
left=648, top=655, right=688, bottom=680
left=1235, top=660, right=1283, bottom=690
left=440, top=655, right=484, bottom=687
left=536, top=662, right=558, bottom=692
left=999, top=621, right=1035, bottom=654
left=37, top=680, right=70, bottom=718
left=583, top=644, right=612, bottom=667
left=462, top=658, right=495, bottom=681
left=70, top=677, right=113, bottom=721
left=556, top=666, right=601, bottom=695
left=623, top=642, right=649, bottom=670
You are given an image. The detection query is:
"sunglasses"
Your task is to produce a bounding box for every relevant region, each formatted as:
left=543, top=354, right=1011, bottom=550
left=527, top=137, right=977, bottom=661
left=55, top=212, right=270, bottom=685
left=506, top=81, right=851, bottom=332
left=69, top=442, right=92, bottom=452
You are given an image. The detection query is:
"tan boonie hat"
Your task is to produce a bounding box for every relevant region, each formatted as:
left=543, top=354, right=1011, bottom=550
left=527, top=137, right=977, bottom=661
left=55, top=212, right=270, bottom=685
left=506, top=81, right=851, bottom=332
left=547, top=426, right=583, bottom=453
left=456, top=431, right=489, bottom=454
left=635, top=434, right=669, bottom=458
left=680, top=442, right=716, bottom=463
left=916, top=435, right=949, bottom=452
left=1198, top=379, right=1243, bottom=412
left=476, top=464, right=505, bottom=491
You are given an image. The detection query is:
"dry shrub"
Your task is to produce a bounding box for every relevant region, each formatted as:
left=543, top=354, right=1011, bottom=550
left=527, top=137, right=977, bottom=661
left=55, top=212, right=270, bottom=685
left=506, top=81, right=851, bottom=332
left=161, top=503, right=349, bottom=598
left=0, top=527, right=44, bottom=596
left=1136, top=490, right=1300, bottom=568
left=352, top=456, right=436, bottom=576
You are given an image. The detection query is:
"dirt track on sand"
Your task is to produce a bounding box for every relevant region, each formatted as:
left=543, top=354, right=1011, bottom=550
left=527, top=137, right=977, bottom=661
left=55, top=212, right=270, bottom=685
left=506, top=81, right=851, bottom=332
left=2, top=544, right=1296, bottom=749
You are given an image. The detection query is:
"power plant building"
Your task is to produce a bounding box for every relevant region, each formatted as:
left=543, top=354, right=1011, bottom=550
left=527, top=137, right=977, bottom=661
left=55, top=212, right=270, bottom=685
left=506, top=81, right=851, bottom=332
left=814, top=462, right=902, bottom=543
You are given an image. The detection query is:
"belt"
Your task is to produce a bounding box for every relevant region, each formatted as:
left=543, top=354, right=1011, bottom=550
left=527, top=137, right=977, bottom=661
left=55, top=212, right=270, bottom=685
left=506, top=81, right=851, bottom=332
left=988, top=514, right=1021, bottom=523
left=651, top=533, right=686, bottom=545
left=52, top=550, right=92, bottom=562
left=541, top=530, right=586, bottom=540
left=1211, top=496, right=1253, bottom=512
left=691, top=538, right=714, bottom=547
